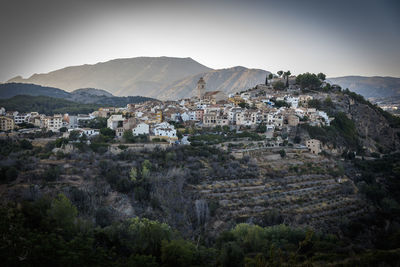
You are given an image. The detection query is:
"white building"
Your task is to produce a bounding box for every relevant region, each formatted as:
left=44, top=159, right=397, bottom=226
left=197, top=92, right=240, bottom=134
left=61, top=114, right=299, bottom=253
left=285, top=96, right=299, bottom=108
left=132, top=123, right=150, bottom=136
left=153, top=122, right=177, bottom=138
left=80, top=128, right=99, bottom=137
left=14, top=113, right=30, bottom=124
left=181, top=111, right=196, bottom=121
left=107, top=114, right=124, bottom=130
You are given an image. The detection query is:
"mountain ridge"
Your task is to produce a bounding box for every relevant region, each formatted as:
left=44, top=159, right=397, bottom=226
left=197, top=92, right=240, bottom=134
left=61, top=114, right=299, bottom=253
left=328, top=75, right=400, bottom=98
left=0, top=83, right=155, bottom=106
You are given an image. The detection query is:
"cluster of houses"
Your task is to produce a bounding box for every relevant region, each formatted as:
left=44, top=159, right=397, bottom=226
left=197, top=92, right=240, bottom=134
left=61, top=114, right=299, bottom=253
left=0, top=110, right=64, bottom=132
left=0, top=77, right=331, bottom=153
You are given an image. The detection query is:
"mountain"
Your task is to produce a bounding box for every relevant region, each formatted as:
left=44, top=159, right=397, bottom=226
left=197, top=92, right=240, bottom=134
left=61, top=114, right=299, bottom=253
left=159, top=66, right=270, bottom=100
left=7, top=56, right=212, bottom=97
left=328, top=76, right=400, bottom=98
left=0, top=83, right=156, bottom=106
left=0, top=95, right=103, bottom=115
left=0, top=82, right=70, bottom=99
left=5, top=57, right=270, bottom=99
left=71, top=88, right=113, bottom=97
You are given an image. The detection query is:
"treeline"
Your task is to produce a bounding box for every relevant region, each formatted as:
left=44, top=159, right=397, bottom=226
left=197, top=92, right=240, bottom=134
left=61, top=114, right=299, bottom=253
left=2, top=195, right=400, bottom=267
left=0, top=95, right=103, bottom=115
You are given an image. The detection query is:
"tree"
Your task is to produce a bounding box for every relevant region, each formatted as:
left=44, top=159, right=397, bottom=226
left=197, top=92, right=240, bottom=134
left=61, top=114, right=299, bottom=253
left=100, top=128, right=115, bottom=138
left=317, top=72, right=326, bottom=81
left=19, top=139, right=33, bottom=149
left=130, top=167, right=138, bottom=181
left=123, top=130, right=135, bottom=143
left=47, top=194, right=78, bottom=233
left=59, top=127, right=68, bottom=133
left=238, top=102, right=249, bottom=109
left=142, top=160, right=151, bottom=179
left=161, top=239, right=196, bottom=267
left=296, top=73, right=322, bottom=90
left=69, top=130, right=80, bottom=141
left=284, top=70, right=291, bottom=87
left=273, top=81, right=285, bottom=90
left=277, top=70, right=283, bottom=77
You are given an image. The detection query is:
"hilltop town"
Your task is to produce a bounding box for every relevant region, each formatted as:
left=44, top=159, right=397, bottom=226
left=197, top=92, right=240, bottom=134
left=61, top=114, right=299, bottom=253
left=0, top=72, right=359, bottom=157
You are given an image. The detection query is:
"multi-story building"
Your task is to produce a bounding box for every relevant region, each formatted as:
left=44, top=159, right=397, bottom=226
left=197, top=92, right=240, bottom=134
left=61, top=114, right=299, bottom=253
left=14, top=113, right=30, bottom=124
left=306, top=139, right=322, bottom=154
left=203, top=111, right=217, bottom=127
left=107, top=115, right=124, bottom=130
left=0, top=116, right=15, bottom=131
left=44, top=114, right=63, bottom=132
left=195, top=109, right=204, bottom=122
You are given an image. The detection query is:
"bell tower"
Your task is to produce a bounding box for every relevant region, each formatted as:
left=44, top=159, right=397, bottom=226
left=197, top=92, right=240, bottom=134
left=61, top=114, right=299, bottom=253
left=197, top=77, right=206, bottom=99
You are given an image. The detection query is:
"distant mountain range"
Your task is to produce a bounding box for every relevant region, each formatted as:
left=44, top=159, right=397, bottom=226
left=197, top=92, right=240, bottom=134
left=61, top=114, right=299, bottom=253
left=4, top=57, right=400, bottom=100
left=6, top=57, right=270, bottom=99
left=159, top=66, right=269, bottom=100
left=0, top=83, right=155, bottom=106
left=328, top=76, right=400, bottom=99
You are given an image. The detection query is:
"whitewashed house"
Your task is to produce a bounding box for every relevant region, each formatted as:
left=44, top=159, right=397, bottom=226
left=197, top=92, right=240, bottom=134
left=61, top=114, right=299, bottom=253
left=153, top=122, right=177, bottom=139
left=132, top=123, right=150, bottom=136
left=107, top=115, right=124, bottom=130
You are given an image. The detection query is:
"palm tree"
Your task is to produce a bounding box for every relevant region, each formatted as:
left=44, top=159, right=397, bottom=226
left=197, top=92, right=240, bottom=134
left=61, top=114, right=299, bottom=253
left=277, top=71, right=283, bottom=78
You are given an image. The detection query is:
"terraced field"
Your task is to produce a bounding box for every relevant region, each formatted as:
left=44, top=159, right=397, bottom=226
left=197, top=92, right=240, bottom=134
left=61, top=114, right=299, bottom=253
left=190, top=152, right=367, bottom=233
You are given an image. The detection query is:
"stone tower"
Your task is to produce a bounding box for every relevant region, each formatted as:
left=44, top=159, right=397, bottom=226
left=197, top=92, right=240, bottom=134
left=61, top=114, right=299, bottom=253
left=197, top=77, right=206, bottom=99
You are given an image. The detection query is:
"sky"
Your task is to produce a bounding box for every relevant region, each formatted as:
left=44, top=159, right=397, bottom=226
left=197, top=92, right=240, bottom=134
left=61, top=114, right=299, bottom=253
left=0, top=0, right=399, bottom=82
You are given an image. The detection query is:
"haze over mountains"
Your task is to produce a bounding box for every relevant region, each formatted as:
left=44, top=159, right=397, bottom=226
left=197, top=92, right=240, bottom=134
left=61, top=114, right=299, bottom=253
left=328, top=76, right=400, bottom=99
left=4, top=56, right=400, bottom=100
left=7, top=57, right=269, bottom=100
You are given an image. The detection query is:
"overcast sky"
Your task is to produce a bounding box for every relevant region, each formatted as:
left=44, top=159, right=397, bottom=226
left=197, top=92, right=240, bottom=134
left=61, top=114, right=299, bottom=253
left=0, top=0, right=399, bottom=81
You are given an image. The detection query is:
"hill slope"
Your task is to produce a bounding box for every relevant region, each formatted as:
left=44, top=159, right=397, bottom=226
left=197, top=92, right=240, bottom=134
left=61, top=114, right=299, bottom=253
left=0, top=83, right=156, bottom=106
left=7, top=57, right=212, bottom=97
left=0, top=95, right=102, bottom=115
left=0, top=83, right=70, bottom=99
left=159, top=66, right=270, bottom=100
left=328, top=76, right=400, bottom=98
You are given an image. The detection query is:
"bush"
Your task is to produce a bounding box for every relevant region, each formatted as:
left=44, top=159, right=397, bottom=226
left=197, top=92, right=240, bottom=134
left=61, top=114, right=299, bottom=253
left=43, top=166, right=61, bottom=182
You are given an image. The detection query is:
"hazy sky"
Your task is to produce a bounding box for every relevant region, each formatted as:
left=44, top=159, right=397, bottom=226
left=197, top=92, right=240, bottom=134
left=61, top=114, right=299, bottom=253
left=1, top=0, right=399, bottom=81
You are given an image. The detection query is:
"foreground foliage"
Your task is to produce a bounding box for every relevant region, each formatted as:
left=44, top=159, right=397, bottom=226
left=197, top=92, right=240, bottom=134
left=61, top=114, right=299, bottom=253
left=1, top=194, right=400, bottom=267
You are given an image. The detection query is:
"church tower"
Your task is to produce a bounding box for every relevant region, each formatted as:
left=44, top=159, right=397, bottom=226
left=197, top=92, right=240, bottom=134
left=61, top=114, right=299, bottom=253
left=197, top=77, right=206, bottom=99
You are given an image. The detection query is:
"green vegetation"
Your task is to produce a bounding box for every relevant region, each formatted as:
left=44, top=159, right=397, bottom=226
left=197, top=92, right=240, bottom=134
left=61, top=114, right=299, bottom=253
left=296, top=72, right=322, bottom=90
left=79, top=117, right=107, bottom=128
left=2, top=195, right=400, bottom=266
left=343, top=89, right=400, bottom=128
left=0, top=95, right=103, bottom=115
left=273, top=81, right=285, bottom=90
left=301, top=112, right=359, bottom=150
left=189, top=128, right=264, bottom=146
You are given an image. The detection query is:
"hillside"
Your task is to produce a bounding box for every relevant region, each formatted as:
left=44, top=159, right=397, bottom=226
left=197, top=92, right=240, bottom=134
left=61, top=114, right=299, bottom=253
left=159, top=66, right=270, bottom=100
left=7, top=57, right=212, bottom=97
left=5, top=57, right=271, bottom=100
left=0, top=83, right=156, bottom=106
left=0, top=83, right=70, bottom=99
left=328, top=76, right=400, bottom=98
left=0, top=95, right=104, bottom=115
